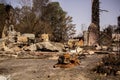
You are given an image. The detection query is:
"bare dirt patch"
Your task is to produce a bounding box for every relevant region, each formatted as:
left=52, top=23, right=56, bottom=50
left=0, top=53, right=120, bottom=80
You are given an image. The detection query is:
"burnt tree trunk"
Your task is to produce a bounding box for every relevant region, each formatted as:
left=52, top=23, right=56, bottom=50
left=2, top=5, right=14, bottom=38
left=91, top=0, right=100, bottom=31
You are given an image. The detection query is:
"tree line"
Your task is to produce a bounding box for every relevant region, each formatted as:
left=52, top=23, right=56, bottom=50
left=0, top=0, right=76, bottom=42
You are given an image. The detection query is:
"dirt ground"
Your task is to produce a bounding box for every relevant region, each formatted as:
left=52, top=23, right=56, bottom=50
left=0, top=53, right=120, bottom=80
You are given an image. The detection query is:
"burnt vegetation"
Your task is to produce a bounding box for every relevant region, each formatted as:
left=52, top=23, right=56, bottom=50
left=93, top=53, right=120, bottom=76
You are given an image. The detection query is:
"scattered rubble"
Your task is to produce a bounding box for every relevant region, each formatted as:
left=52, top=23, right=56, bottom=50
left=0, top=25, right=65, bottom=52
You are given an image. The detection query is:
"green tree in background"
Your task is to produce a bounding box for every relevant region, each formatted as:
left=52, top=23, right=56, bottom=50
left=42, top=2, right=76, bottom=42
left=14, top=0, right=50, bottom=35
left=0, top=0, right=76, bottom=42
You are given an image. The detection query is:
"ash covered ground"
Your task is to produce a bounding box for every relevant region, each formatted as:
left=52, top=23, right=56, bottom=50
left=0, top=53, right=120, bottom=80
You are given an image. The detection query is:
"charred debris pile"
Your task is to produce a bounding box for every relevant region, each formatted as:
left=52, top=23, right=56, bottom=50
left=93, top=53, right=120, bottom=76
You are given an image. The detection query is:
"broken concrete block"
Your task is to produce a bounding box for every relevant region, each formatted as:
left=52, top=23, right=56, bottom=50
left=76, top=47, right=83, bottom=53
left=11, top=46, right=21, bottom=52
left=70, top=49, right=76, bottom=53
left=95, top=44, right=102, bottom=50
left=3, top=46, right=13, bottom=52
left=36, top=43, right=43, bottom=49
left=101, top=46, right=108, bottom=50
left=17, top=36, right=28, bottom=43
left=22, top=33, right=35, bottom=40
left=23, top=44, right=37, bottom=51
left=52, top=42, right=65, bottom=52
left=88, top=50, right=95, bottom=55
left=0, top=75, right=8, bottom=80
left=116, top=71, right=120, bottom=75
left=36, top=42, right=64, bottom=52
left=41, top=33, right=49, bottom=42
left=112, top=46, right=120, bottom=52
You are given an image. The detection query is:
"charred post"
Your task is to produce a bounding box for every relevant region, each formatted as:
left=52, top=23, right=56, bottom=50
left=91, top=0, right=100, bottom=31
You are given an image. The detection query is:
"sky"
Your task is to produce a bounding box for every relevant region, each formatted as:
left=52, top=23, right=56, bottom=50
left=52, top=0, right=120, bottom=34
left=0, top=0, right=32, bottom=8
left=0, top=0, right=120, bottom=35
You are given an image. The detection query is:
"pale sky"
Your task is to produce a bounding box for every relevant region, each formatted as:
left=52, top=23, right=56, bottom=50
left=52, top=0, right=120, bottom=34
left=0, top=0, right=120, bottom=34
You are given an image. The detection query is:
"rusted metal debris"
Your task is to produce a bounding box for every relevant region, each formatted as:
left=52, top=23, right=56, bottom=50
left=53, top=53, right=81, bottom=68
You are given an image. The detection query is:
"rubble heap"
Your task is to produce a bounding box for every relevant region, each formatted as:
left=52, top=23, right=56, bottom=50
left=53, top=53, right=80, bottom=68
left=0, top=24, right=65, bottom=52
